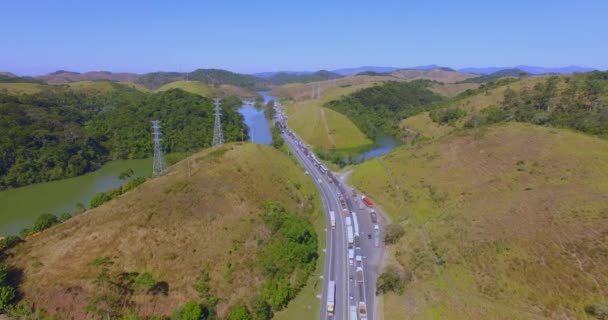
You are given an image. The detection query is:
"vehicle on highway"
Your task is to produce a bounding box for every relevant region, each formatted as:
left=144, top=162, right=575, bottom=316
left=356, top=267, right=364, bottom=283
left=329, top=211, right=336, bottom=229
left=370, top=209, right=378, bottom=223
left=347, top=225, right=354, bottom=245
left=352, top=212, right=360, bottom=238
left=359, top=302, right=368, bottom=320
left=350, top=305, right=358, bottom=320
left=361, top=195, right=373, bottom=207
left=327, top=280, right=336, bottom=314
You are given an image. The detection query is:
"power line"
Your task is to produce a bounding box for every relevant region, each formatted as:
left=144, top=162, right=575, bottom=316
left=151, top=120, right=165, bottom=176
left=212, top=97, right=224, bottom=146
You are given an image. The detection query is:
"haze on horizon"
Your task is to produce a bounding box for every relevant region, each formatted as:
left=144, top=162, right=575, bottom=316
left=2, top=0, right=607, bottom=76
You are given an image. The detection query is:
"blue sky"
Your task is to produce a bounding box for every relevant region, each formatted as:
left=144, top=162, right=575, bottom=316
left=2, top=0, right=607, bottom=75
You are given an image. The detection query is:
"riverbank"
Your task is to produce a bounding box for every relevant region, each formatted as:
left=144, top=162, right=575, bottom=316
left=0, top=158, right=151, bottom=236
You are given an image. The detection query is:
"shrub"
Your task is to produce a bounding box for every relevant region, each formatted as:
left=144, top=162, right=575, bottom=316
left=194, top=268, right=210, bottom=298
left=384, top=224, right=405, bottom=244
left=585, top=304, right=608, bottom=320
left=31, top=213, right=59, bottom=234
left=0, top=236, right=21, bottom=250
left=270, top=126, right=284, bottom=149
left=0, top=264, right=8, bottom=285
left=123, top=177, right=146, bottom=193
left=0, top=286, right=16, bottom=310
left=59, top=212, right=72, bottom=222
left=228, top=303, right=251, bottom=320
left=376, top=267, right=407, bottom=295
left=90, top=192, right=111, bottom=208
left=251, top=296, right=272, bottom=320
left=430, top=107, right=466, bottom=125
left=134, top=272, right=157, bottom=290
left=180, top=301, right=202, bottom=320
left=118, top=168, right=135, bottom=180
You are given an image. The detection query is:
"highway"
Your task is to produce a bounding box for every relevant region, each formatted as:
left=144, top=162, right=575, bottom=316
left=274, top=102, right=383, bottom=320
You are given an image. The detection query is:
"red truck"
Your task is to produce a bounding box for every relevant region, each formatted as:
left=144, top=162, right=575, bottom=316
left=361, top=196, right=373, bottom=207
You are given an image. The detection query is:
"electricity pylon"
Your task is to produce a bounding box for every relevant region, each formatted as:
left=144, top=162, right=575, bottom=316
left=212, top=98, right=224, bottom=146
left=152, top=120, right=165, bottom=176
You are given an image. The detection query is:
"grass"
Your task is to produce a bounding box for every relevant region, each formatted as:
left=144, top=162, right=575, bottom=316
left=274, top=76, right=390, bottom=150
left=429, top=82, right=480, bottom=97
left=399, top=76, right=551, bottom=142
left=157, top=80, right=214, bottom=97
left=350, top=123, right=608, bottom=319
left=400, top=112, right=453, bottom=141
left=0, top=82, right=46, bottom=94
left=67, top=81, right=117, bottom=94
left=390, top=68, right=478, bottom=83
left=6, top=143, right=323, bottom=319
left=157, top=81, right=257, bottom=98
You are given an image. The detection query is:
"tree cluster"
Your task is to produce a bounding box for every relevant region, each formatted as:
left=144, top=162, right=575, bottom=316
left=325, top=80, right=443, bottom=138
left=464, top=72, right=608, bottom=137
left=0, top=86, right=248, bottom=189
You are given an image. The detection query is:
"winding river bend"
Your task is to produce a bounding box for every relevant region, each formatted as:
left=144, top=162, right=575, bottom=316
left=0, top=159, right=151, bottom=236
left=0, top=92, right=395, bottom=236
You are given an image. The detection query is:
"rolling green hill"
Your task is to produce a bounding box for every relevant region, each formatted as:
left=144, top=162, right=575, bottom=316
left=135, top=72, right=184, bottom=89
left=325, top=80, right=444, bottom=138
left=188, top=69, right=268, bottom=91
left=157, top=81, right=257, bottom=98
left=5, top=143, right=322, bottom=319
left=402, top=71, right=608, bottom=141
left=461, top=68, right=529, bottom=84
left=0, top=86, right=247, bottom=189
left=267, top=70, right=342, bottom=85
left=351, top=123, right=608, bottom=319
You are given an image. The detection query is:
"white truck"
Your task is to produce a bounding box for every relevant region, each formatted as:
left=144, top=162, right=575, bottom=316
left=358, top=302, right=368, bottom=320
left=356, top=267, right=364, bottom=283
left=356, top=255, right=362, bottom=266
left=347, top=225, right=354, bottom=245
left=345, top=216, right=352, bottom=228
left=352, top=212, right=360, bottom=238
left=327, top=280, right=336, bottom=314
left=349, top=305, right=358, bottom=320
left=329, top=211, right=336, bottom=229
left=348, top=248, right=355, bottom=265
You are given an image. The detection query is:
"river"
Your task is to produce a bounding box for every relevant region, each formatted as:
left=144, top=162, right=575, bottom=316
left=0, top=159, right=151, bottom=236
left=353, top=133, right=399, bottom=162
left=0, top=92, right=393, bottom=236
left=236, top=92, right=273, bottom=145
left=260, top=91, right=399, bottom=162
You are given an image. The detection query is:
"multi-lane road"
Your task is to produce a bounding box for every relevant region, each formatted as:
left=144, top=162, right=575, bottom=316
left=274, top=103, right=383, bottom=320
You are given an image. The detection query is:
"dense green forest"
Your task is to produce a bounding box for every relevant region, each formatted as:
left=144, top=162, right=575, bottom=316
left=189, top=68, right=269, bottom=90
left=464, top=72, right=608, bottom=137
left=460, top=68, right=528, bottom=84
left=0, top=85, right=248, bottom=189
left=266, top=70, right=342, bottom=85
left=135, top=72, right=184, bottom=89
left=134, top=69, right=269, bottom=90
left=0, top=74, right=43, bottom=84
left=325, top=80, right=444, bottom=138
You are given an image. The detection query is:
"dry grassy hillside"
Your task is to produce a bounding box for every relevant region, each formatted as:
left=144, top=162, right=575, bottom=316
left=401, top=76, right=550, bottom=140
left=270, top=75, right=398, bottom=102
left=390, top=68, right=478, bottom=83
left=7, top=143, right=321, bottom=319
left=272, top=77, right=383, bottom=150
left=38, top=71, right=139, bottom=84
left=351, top=123, right=608, bottom=319
left=157, top=81, right=257, bottom=98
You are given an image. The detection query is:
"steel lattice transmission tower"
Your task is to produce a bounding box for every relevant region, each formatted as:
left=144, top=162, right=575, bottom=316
left=151, top=120, right=165, bottom=176
left=212, top=98, right=224, bottom=146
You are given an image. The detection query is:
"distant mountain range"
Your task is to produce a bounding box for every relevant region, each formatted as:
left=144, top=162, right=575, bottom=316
left=1, top=64, right=601, bottom=91
left=257, top=65, right=600, bottom=77
left=458, top=65, right=598, bottom=75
